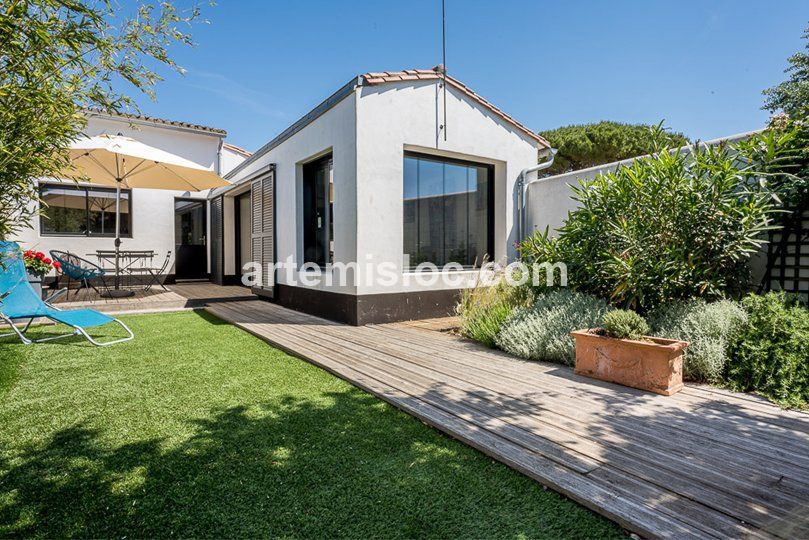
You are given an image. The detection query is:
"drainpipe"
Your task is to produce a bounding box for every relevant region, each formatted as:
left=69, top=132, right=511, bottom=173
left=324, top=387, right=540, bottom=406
left=516, top=148, right=557, bottom=250
left=216, top=138, right=224, bottom=175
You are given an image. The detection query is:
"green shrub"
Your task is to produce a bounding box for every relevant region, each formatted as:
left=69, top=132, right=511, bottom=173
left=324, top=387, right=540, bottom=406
left=602, top=309, right=649, bottom=340
left=456, top=282, right=532, bottom=348
left=519, top=127, right=777, bottom=312
left=651, top=299, right=748, bottom=383
left=537, top=121, right=689, bottom=176
left=496, top=289, right=611, bottom=365
left=726, top=292, right=809, bottom=408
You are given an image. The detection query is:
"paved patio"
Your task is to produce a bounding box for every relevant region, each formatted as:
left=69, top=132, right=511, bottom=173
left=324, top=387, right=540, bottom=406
left=52, top=282, right=255, bottom=314
left=206, top=299, right=809, bottom=540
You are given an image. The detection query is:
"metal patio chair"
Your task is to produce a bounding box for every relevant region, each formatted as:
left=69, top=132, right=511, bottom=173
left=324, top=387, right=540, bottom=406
left=50, top=250, right=108, bottom=298
left=144, top=251, right=172, bottom=292
left=0, top=242, right=133, bottom=347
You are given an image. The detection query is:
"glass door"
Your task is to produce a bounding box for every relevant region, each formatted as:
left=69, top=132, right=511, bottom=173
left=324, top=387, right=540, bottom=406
left=174, top=199, right=207, bottom=279
left=303, top=155, right=333, bottom=267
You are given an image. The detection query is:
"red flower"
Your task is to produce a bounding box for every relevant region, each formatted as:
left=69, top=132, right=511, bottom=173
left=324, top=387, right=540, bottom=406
left=53, top=261, right=61, bottom=270
left=35, top=252, right=44, bottom=260
left=43, top=257, right=52, bottom=265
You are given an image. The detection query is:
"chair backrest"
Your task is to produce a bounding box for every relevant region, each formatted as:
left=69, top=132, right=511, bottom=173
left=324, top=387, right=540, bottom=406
left=50, top=250, right=103, bottom=280
left=156, top=250, right=172, bottom=273
left=0, top=241, right=45, bottom=316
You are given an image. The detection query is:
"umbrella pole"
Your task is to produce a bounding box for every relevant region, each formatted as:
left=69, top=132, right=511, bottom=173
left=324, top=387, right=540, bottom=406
left=102, top=178, right=134, bottom=298
left=115, top=179, right=121, bottom=290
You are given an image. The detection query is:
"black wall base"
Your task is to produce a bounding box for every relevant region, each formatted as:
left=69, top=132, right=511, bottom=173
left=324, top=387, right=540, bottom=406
left=262, top=284, right=462, bottom=326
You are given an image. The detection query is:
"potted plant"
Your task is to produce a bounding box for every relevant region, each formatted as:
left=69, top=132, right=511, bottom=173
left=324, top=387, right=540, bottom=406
left=23, top=250, right=60, bottom=300
left=571, top=310, right=688, bottom=396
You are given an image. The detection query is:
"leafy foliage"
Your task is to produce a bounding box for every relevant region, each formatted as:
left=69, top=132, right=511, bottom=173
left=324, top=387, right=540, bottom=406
left=456, top=281, right=533, bottom=348
left=762, top=24, right=809, bottom=117
left=736, top=114, right=809, bottom=212
left=726, top=292, right=809, bottom=409
left=519, top=129, right=777, bottom=312
left=602, top=309, right=649, bottom=340
left=0, top=0, right=206, bottom=239
left=496, top=289, right=611, bottom=365
left=537, top=121, right=689, bottom=176
left=651, top=299, right=748, bottom=383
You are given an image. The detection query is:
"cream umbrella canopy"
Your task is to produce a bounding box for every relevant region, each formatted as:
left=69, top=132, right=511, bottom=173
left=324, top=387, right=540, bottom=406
left=61, top=134, right=229, bottom=296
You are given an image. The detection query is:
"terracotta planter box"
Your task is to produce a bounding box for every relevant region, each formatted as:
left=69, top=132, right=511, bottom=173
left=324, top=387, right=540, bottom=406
left=570, top=330, right=688, bottom=396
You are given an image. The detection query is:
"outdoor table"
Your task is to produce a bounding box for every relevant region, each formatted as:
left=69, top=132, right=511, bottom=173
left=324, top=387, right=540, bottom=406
left=90, top=250, right=155, bottom=290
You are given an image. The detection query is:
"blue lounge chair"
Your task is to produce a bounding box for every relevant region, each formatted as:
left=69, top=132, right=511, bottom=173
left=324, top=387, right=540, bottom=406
left=0, top=241, right=133, bottom=346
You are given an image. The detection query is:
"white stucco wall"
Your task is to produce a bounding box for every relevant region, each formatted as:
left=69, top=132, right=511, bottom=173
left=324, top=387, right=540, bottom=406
left=354, top=80, right=540, bottom=294
left=14, top=115, right=225, bottom=278
left=223, top=93, right=358, bottom=292
left=220, top=146, right=250, bottom=175
left=224, top=79, right=541, bottom=296
left=525, top=160, right=628, bottom=236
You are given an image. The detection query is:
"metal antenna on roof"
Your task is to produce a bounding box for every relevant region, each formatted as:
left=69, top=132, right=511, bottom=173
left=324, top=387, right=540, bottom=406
left=441, top=0, right=447, bottom=141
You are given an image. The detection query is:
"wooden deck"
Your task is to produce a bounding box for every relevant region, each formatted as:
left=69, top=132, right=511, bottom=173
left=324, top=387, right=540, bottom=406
left=205, top=299, right=809, bottom=540
left=52, top=282, right=255, bottom=314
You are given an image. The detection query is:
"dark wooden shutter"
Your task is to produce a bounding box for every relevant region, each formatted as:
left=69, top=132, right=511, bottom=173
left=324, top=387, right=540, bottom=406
left=209, top=196, right=224, bottom=285
left=251, top=166, right=276, bottom=294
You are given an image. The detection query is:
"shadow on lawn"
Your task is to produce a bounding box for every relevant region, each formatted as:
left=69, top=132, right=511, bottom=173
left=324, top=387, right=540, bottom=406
left=0, top=387, right=599, bottom=539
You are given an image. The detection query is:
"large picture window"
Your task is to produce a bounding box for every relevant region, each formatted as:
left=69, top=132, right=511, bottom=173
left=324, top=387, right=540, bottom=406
left=403, top=152, right=493, bottom=268
left=40, top=184, right=131, bottom=237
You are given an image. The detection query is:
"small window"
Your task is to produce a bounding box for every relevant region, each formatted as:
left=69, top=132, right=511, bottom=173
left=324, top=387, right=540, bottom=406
left=403, top=152, right=493, bottom=268
left=40, top=184, right=131, bottom=237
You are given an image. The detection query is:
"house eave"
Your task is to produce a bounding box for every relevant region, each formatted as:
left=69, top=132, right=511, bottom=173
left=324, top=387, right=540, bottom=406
left=222, top=77, right=362, bottom=182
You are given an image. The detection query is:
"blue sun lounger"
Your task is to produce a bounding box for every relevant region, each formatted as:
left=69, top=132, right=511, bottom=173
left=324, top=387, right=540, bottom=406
left=0, top=241, right=133, bottom=346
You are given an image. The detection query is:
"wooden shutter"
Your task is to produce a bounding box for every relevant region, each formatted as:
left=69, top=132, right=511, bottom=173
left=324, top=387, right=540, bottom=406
left=251, top=166, right=276, bottom=293
left=209, top=196, right=224, bottom=285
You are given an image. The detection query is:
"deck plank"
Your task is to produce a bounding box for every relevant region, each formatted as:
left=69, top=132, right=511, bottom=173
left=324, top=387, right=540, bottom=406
left=206, top=300, right=809, bottom=539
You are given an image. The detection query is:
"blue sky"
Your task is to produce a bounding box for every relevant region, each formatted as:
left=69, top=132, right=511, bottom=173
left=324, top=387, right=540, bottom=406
left=137, top=1, right=807, bottom=151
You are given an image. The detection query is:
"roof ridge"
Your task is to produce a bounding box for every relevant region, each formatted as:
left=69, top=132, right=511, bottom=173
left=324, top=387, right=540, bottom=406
left=359, top=68, right=549, bottom=148
left=84, top=107, right=227, bottom=136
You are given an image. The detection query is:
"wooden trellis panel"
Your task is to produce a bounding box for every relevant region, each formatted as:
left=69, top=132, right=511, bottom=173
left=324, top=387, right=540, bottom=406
left=760, top=207, right=809, bottom=304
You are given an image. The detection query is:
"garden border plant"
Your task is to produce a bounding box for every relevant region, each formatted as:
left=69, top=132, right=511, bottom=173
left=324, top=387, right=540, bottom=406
left=519, top=125, right=779, bottom=313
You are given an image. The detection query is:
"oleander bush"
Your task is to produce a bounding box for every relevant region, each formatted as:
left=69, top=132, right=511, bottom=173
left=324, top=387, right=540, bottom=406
left=518, top=126, right=777, bottom=312
left=726, top=292, right=809, bottom=408
left=602, top=309, right=649, bottom=340
left=457, top=281, right=533, bottom=348
left=496, top=289, right=611, bottom=365
left=651, top=299, right=748, bottom=383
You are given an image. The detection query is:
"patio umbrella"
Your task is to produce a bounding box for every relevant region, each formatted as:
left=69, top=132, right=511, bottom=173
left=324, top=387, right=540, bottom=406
left=59, top=133, right=229, bottom=297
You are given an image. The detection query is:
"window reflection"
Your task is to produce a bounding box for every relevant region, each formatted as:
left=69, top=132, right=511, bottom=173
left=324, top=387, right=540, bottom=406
left=403, top=154, right=492, bottom=268
left=40, top=184, right=131, bottom=237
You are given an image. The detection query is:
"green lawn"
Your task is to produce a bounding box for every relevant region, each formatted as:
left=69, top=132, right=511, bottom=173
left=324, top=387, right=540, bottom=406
left=0, top=311, right=623, bottom=539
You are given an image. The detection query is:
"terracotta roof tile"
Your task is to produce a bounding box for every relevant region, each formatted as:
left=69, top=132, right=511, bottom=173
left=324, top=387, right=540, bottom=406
left=360, top=67, right=549, bottom=147
left=222, top=142, right=252, bottom=157
left=84, top=107, right=227, bottom=135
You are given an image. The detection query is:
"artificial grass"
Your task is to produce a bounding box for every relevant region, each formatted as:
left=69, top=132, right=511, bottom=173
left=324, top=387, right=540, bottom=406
left=0, top=311, right=623, bottom=539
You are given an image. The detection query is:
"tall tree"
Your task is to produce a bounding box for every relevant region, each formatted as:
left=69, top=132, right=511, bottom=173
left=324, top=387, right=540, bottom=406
left=537, top=121, right=689, bottom=176
left=763, top=23, right=809, bottom=117
left=0, top=0, right=207, bottom=239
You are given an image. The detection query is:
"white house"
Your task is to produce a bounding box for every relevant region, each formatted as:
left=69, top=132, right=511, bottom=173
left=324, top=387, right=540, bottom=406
left=210, top=67, right=551, bottom=324
left=16, top=110, right=249, bottom=282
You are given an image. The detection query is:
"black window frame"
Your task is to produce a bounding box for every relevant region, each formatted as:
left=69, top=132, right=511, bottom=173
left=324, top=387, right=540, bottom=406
left=39, top=183, right=133, bottom=238
left=302, top=153, right=334, bottom=268
left=403, top=151, right=495, bottom=269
